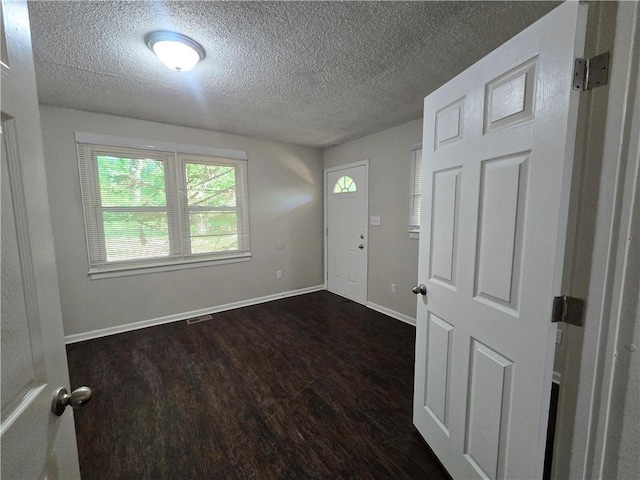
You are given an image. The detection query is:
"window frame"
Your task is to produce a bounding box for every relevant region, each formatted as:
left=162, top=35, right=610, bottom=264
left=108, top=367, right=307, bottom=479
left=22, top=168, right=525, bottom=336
left=409, top=144, right=422, bottom=238
left=75, top=132, right=251, bottom=279
left=177, top=153, right=250, bottom=257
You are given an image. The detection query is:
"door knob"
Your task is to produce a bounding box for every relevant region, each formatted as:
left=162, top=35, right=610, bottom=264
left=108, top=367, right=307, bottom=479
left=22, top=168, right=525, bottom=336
left=52, top=386, right=93, bottom=416
left=412, top=284, right=427, bottom=295
left=358, top=244, right=365, bottom=249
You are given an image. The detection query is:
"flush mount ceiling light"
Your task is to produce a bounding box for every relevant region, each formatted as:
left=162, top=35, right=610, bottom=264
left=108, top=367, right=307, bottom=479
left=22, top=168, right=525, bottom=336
left=145, top=31, right=205, bottom=72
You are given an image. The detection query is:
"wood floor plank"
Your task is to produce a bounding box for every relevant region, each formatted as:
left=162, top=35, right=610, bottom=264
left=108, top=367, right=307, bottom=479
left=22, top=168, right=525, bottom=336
left=66, top=291, right=450, bottom=479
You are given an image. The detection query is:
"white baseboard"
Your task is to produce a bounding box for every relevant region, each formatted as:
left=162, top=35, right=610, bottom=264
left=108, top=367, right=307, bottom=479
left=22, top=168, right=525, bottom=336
left=366, top=301, right=416, bottom=326
left=64, top=285, right=326, bottom=344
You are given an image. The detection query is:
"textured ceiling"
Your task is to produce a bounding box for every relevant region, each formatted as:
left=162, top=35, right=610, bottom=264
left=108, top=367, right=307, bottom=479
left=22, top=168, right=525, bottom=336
left=28, top=1, right=559, bottom=148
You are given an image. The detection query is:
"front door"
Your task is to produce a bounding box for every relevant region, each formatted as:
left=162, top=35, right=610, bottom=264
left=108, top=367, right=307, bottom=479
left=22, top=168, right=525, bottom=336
left=326, top=163, right=368, bottom=303
left=1, top=1, right=81, bottom=478
left=413, top=2, right=586, bottom=479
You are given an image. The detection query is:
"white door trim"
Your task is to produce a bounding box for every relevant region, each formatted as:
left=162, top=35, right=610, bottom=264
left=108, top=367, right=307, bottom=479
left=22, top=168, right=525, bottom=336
left=555, top=2, right=640, bottom=478
left=323, top=159, right=369, bottom=304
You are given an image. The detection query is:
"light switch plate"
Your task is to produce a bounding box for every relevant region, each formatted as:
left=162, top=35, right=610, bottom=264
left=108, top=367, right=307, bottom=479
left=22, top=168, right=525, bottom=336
left=370, top=216, right=381, bottom=226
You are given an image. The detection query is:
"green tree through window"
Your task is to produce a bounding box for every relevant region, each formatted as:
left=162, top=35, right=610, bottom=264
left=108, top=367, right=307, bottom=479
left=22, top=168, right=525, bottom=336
left=77, top=139, right=250, bottom=274
left=185, top=161, right=239, bottom=254
left=97, top=154, right=169, bottom=261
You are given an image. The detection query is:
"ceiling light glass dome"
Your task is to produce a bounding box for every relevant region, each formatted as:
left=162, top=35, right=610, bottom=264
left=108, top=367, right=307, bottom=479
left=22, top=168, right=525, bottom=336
left=145, top=31, right=205, bottom=72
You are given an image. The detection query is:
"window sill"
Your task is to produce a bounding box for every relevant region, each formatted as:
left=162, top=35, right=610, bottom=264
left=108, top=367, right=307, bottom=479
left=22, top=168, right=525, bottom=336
left=409, top=231, right=420, bottom=239
left=88, top=253, right=251, bottom=279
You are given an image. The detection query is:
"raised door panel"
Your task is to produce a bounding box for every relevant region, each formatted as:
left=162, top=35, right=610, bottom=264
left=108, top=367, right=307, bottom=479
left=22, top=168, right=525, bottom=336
left=429, top=167, right=462, bottom=289
left=1, top=153, right=34, bottom=410
left=484, top=59, right=536, bottom=133
left=424, top=313, right=454, bottom=434
left=435, top=98, right=466, bottom=150
left=347, top=196, right=362, bottom=239
left=333, top=198, right=346, bottom=238
left=1, top=119, right=46, bottom=420
left=348, top=250, right=359, bottom=283
left=333, top=248, right=345, bottom=279
left=474, top=154, right=529, bottom=314
left=464, top=339, right=514, bottom=480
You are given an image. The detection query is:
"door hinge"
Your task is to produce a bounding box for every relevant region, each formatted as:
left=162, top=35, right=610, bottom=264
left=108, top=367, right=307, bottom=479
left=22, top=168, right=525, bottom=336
left=573, top=52, right=610, bottom=91
left=551, top=295, right=584, bottom=326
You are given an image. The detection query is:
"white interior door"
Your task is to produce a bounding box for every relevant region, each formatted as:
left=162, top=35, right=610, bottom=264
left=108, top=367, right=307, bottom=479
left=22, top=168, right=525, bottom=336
left=1, top=1, right=81, bottom=478
left=326, top=163, right=368, bottom=303
left=413, top=2, right=586, bottom=479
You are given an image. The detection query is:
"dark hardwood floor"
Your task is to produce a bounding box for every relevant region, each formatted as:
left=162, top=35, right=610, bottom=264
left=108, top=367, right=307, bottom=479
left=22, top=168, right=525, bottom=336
left=66, top=291, right=450, bottom=479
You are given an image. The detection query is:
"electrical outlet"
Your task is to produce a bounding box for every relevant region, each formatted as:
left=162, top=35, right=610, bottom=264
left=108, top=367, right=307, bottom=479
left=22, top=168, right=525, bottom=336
left=276, top=270, right=282, bottom=279
left=556, top=329, right=563, bottom=345
left=391, top=283, right=397, bottom=294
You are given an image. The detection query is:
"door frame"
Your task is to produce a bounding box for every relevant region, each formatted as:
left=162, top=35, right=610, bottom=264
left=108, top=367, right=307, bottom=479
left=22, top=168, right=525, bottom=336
left=323, top=159, right=369, bottom=304
left=554, top=2, right=640, bottom=478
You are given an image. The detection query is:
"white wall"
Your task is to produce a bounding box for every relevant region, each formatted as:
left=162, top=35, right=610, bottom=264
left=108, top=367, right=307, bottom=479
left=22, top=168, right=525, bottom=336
left=39, top=107, right=324, bottom=337
left=323, top=119, right=422, bottom=319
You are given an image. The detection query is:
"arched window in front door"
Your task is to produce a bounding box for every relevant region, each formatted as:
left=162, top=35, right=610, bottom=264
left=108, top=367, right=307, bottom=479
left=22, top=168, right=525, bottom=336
left=333, top=175, right=357, bottom=193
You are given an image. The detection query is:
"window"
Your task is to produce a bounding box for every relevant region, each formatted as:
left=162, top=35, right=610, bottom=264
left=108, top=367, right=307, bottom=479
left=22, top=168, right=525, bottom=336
left=409, top=145, right=422, bottom=236
left=76, top=133, right=250, bottom=277
left=333, top=175, right=357, bottom=193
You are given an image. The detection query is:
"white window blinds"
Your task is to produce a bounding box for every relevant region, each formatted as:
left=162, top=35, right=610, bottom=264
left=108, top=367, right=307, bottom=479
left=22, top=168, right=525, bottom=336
left=409, top=145, right=423, bottom=232
left=76, top=135, right=250, bottom=274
